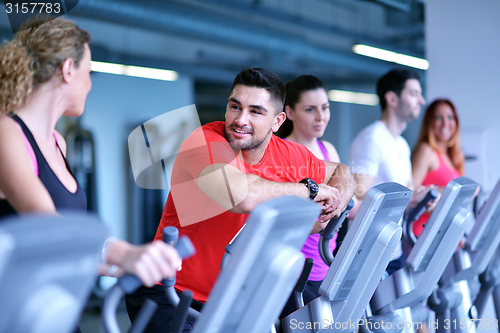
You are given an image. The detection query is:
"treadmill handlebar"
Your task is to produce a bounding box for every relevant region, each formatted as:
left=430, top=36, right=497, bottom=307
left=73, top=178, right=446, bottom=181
left=161, top=230, right=196, bottom=287
left=402, top=189, right=439, bottom=248
left=118, top=274, right=145, bottom=295
left=318, top=199, right=355, bottom=267
left=170, top=290, right=194, bottom=333
left=296, top=258, right=314, bottom=293
left=115, top=234, right=195, bottom=295
left=294, top=258, right=314, bottom=309
left=322, top=199, right=355, bottom=240
left=406, top=189, right=439, bottom=224
left=162, top=227, right=200, bottom=321
left=103, top=231, right=195, bottom=333
left=163, top=226, right=179, bottom=245
left=173, top=236, right=196, bottom=260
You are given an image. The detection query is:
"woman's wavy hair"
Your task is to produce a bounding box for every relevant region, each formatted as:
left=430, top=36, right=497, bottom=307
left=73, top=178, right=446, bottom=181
left=417, top=98, right=464, bottom=175
left=0, top=17, right=90, bottom=115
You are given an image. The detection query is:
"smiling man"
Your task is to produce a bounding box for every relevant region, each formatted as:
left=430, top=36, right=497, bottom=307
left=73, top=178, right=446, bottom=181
left=125, top=68, right=355, bottom=333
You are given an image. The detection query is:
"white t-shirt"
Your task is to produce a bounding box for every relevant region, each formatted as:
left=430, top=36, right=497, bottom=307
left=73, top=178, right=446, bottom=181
left=349, top=120, right=411, bottom=186
left=348, top=120, right=412, bottom=259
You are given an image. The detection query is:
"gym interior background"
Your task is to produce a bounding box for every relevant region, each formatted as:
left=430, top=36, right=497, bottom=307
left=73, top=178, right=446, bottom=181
left=1, top=1, right=499, bottom=331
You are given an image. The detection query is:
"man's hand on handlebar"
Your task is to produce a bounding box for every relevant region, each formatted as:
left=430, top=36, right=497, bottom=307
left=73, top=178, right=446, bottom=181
left=313, top=183, right=342, bottom=221
left=310, top=218, right=329, bottom=234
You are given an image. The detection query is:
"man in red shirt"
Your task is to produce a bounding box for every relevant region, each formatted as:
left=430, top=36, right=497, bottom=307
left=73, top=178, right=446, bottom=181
left=126, top=68, right=355, bottom=332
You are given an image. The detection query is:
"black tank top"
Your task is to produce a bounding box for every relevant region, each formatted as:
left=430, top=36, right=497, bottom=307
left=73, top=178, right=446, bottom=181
left=0, top=115, right=87, bottom=218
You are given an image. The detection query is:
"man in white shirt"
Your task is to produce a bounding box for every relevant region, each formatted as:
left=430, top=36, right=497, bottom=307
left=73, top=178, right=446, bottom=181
left=348, top=68, right=437, bottom=274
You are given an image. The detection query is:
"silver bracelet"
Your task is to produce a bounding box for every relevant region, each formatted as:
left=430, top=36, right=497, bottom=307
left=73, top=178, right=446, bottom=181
left=102, top=237, right=119, bottom=276
left=105, top=264, right=120, bottom=276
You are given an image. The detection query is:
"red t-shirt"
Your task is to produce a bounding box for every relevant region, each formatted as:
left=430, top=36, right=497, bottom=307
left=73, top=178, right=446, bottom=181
left=154, top=121, right=326, bottom=302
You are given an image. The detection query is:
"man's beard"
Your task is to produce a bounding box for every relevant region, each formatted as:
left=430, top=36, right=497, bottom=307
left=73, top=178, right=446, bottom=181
left=225, top=124, right=271, bottom=151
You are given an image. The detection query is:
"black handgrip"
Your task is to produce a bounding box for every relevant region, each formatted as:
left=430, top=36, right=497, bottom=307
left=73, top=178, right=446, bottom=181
left=175, top=236, right=196, bottom=259
left=162, top=226, right=195, bottom=259
left=322, top=199, right=355, bottom=239
left=296, top=258, right=314, bottom=293
left=294, top=258, right=314, bottom=309
left=406, top=189, right=439, bottom=223
left=119, top=274, right=145, bottom=294
left=220, top=243, right=233, bottom=271
left=118, top=237, right=195, bottom=293
left=162, top=227, right=180, bottom=288
left=161, top=228, right=197, bottom=321
left=163, top=226, right=179, bottom=245
left=103, top=229, right=195, bottom=333
left=224, top=243, right=233, bottom=255
left=162, top=235, right=196, bottom=288
left=319, top=199, right=355, bottom=266
left=170, top=290, right=194, bottom=333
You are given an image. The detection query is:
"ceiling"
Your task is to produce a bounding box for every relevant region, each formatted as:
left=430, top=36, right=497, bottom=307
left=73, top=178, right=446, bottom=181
left=0, top=0, right=426, bottom=111
left=68, top=0, right=425, bottom=81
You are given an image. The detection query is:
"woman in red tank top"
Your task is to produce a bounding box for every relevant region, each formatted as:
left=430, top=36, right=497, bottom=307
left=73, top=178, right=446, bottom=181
left=411, top=99, right=465, bottom=236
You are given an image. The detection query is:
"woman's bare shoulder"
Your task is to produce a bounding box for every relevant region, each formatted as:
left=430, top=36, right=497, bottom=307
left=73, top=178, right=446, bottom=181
left=0, top=116, right=24, bottom=143
left=321, top=140, right=340, bottom=163
left=412, top=142, right=439, bottom=169
left=0, top=115, right=17, bottom=129
left=413, top=142, right=435, bottom=157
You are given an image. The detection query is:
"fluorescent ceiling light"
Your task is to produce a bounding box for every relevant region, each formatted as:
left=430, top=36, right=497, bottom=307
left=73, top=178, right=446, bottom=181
left=352, top=44, right=429, bottom=70
left=91, top=61, right=178, bottom=81
left=328, top=89, right=378, bottom=106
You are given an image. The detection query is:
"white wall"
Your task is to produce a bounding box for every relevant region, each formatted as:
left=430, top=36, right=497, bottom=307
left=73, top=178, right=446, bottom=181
left=426, top=0, right=500, bottom=194
left=426, top=2, right=500, bottom=329
left=326, top=101, right=379, bottom=163
left=80, top=73, right=193, bottom=240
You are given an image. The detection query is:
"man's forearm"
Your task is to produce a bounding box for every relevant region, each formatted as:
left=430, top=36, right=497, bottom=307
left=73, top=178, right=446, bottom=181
left=325, top=163, right=355, bottom=211
left=236, top=174, right=309, bottom=213
left=198, top=163, right=311, bottom=214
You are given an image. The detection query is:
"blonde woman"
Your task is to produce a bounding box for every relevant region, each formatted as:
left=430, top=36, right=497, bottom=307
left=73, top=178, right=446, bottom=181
left=0, top=18, right=181, bottom=292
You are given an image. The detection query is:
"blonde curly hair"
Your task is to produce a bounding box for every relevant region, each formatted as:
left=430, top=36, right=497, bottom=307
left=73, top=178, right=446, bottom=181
left=0, top=17, right=90, bottom=115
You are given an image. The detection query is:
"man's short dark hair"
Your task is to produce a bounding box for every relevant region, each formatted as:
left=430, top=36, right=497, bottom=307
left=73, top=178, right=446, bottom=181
left=229, top=68, right=286, bottom=115
left=376, top=68, right=421, bottom=111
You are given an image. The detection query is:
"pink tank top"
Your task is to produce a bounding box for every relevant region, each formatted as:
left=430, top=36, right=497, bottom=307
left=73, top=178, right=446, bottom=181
left=302, top=140, right=336, bottom=281
left=412, top=151, right=461, bottom=236
left=15, top=122, right=59, bottom=176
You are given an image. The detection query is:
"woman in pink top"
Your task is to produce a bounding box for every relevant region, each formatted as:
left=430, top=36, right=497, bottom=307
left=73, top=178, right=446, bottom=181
left=411, top=99, right=464, bottom=237
left=278, top=75, right=340, bottom=318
